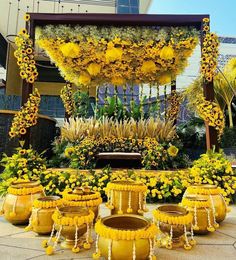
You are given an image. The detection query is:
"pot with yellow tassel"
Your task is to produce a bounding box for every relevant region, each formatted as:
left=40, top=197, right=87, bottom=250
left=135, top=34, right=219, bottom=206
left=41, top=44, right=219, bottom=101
left=153, top=205, right=194, bottom=250
left=184, top=184, right=228, bottom=223
left=105, top=180, right=148, bottom=215
left=93, top=214, right=158, bottom=260
left=63, top=186, right=102, bottom=221
left=42, top=206, right=94, bottom=255
left=180, top=195, right=219, bottom=234
left=1, top=181, right=44, bottom=224
left=26, top=196, right=64, bottom=234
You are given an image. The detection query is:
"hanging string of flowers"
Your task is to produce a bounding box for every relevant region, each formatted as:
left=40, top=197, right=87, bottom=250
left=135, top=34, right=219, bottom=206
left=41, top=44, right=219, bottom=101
left=195, top=94, right=225, bottom=139
left=37, top=25, right=198, bottom=87
left=166, top=90, right=182, bottom=121
left=14, top=15, right=38, bottom=83
left=9, top=88, right=41, bottom=138
left=201, top=18, right=219, bottom=82
left=60, top=83, right=75, bottom=116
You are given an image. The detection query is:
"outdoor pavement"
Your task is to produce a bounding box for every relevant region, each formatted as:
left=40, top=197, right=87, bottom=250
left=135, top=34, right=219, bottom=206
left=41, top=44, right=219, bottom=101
left=0, top=203, right=235, bottom=260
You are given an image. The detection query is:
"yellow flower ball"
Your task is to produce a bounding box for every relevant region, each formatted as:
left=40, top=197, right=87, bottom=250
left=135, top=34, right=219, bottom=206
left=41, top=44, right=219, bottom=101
left=87, top=63, right=101, bottom=76
left=78, top=72, right=91, bottom=86
left=141, top=60, right=157, bottom=74
left=41, top=240, right=48, bottom=248
left=83, top=242, right=91, bottom=250
left=72, top=246, right=80, bottom=253
left=160, top=45, right=174, bottom=60
left=45, top=245, right=54, bottom=255
left=105, top=47, right=123, bottom=62
left=60, top=42, right=81, bottom=58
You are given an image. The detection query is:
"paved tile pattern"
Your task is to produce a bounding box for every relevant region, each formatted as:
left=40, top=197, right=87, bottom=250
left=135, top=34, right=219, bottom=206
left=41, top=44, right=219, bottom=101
left=0, top=204, right=235, bottom=260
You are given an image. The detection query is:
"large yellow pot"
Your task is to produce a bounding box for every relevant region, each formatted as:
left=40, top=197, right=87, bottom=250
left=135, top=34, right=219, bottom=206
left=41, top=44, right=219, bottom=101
left=181, top=195, right=217, bottom=235
left=184, top=184, right=227, bottom=223
left=30, top=196, right=63, bottom=234
left=95, top=214, right=157, bottom=260
left=3, top=181, right=44, bottom=224
left=153, top=205, right=194, bottom=249
left=105, top=180, right=148, bottom=215
left=63, top=187, right=102, bottom=221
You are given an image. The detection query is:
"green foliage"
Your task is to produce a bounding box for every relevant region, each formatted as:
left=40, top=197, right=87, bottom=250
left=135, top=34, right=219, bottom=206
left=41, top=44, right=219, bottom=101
left=221, top=127, right=236, bottom=148
left=0, top=147, right=47, bottom=196
left=190, top=150, right=236, bottom=203
left=73, top=90, right=90, bottom=117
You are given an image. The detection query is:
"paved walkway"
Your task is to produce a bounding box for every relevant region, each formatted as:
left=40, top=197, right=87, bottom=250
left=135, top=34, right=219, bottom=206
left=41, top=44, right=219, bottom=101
left=0, top=204, right=235, bottom=260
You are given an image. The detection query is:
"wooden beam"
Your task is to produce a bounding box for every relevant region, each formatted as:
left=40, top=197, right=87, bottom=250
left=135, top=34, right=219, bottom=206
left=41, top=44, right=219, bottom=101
left=28, top=13, right=208, bottom=29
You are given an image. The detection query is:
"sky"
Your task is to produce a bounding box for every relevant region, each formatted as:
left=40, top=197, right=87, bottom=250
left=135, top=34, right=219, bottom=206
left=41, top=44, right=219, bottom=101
left=148, top=0, right=236, bottom=37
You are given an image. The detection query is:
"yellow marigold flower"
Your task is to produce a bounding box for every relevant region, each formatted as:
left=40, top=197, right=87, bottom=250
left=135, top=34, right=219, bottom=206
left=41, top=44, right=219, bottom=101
left=141, top=60, right=157, bottom=74
left=167, top=145, right=179, bottom=157
left=111, top=76, right=125, bottom=86
left=105, top=47, right=123, bottom=62
left=78, top=72, right=91, bottom=86
left=203, top=18, right=210, bottom=23
left=60, top=42, right=81, bottom=58
left=158, top=72, right=171, bottom=85
left=45, top=245, right=54, bottom=255
left=160, top=45, right=174, bottom=60
left=87, top=63, right=101, bottom=76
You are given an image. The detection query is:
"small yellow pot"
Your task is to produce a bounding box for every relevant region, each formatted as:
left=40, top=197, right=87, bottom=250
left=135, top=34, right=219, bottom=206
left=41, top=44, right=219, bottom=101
left=105, top=180, right=148, bottom=215
left=30, top=196, right=63, bottom=234
left=3, top=181, right=44, bottom=224
left=153, top=205, right=194, bottom=249
left=95, top=214, right=157, bottom=260
left=184, top=184, right=227, bottom=223
left=55, top=206, right=91, bottom=249
left=63, top=187, right=102, bottom=221
left=181, top=195, right=216, bottom=235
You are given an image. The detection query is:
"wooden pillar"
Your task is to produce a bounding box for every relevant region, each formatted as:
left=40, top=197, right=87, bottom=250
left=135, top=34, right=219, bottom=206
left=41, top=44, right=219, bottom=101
left=201, top=18, right=219, bottom=151
left=20, top=18, right=35, bottom=148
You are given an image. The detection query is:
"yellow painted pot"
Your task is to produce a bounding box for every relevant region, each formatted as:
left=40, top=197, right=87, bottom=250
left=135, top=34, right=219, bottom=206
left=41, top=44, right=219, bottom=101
left=105, top=180, right=148, bottom=215
left=181, top=195, right=217, bottom=235
left=184, top=185, right=227, bottom=223
left=30, top=196, right=63, bottom=234
left=153, top=205, right=194, bottom=249
left=63, top=187, right=102, bottom=221
left=95, top=215, right=157, bottom=260
left=55, top=206, right=91, bottom=249
left=3, top=181, right=44, bottom=224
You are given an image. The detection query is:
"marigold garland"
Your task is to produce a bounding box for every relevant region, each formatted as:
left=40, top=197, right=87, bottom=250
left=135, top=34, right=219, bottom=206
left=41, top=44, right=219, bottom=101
left=180, top=197, right=211, bottom=208
left=64, top=197, right=102, bottom=207
left=186, top=186, right=223, bottom=195
left=153, top=208, right=193, bottom=225
left=14, top=27, right=38, bottom=83
left=52, top=208, right=94, bottom=226
left=8, top=185, right=44, bottom=196
left=63, top=191, right=101, bottom=201
left=9, top=88, right=41, bottom=138
left=94, top=218, right=158, bottom=240
left=106, top=181, right=147, bottom=193
left=33, top=197, right=64, bottom=209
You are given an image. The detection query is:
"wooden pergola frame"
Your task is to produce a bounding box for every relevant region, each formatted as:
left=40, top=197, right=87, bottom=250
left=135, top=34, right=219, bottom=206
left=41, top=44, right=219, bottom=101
left=22, top=13, right=218, bottom=150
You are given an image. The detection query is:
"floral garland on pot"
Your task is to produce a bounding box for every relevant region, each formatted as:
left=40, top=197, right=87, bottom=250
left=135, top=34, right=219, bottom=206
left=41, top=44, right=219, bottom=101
left=37, top=25, right=198, bottom=87
left=9, top=88, right=41, bottom=138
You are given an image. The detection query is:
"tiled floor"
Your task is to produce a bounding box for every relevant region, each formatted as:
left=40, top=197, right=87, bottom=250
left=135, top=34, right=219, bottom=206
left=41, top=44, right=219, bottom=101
left=0, top=204, right=235, bottom=260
